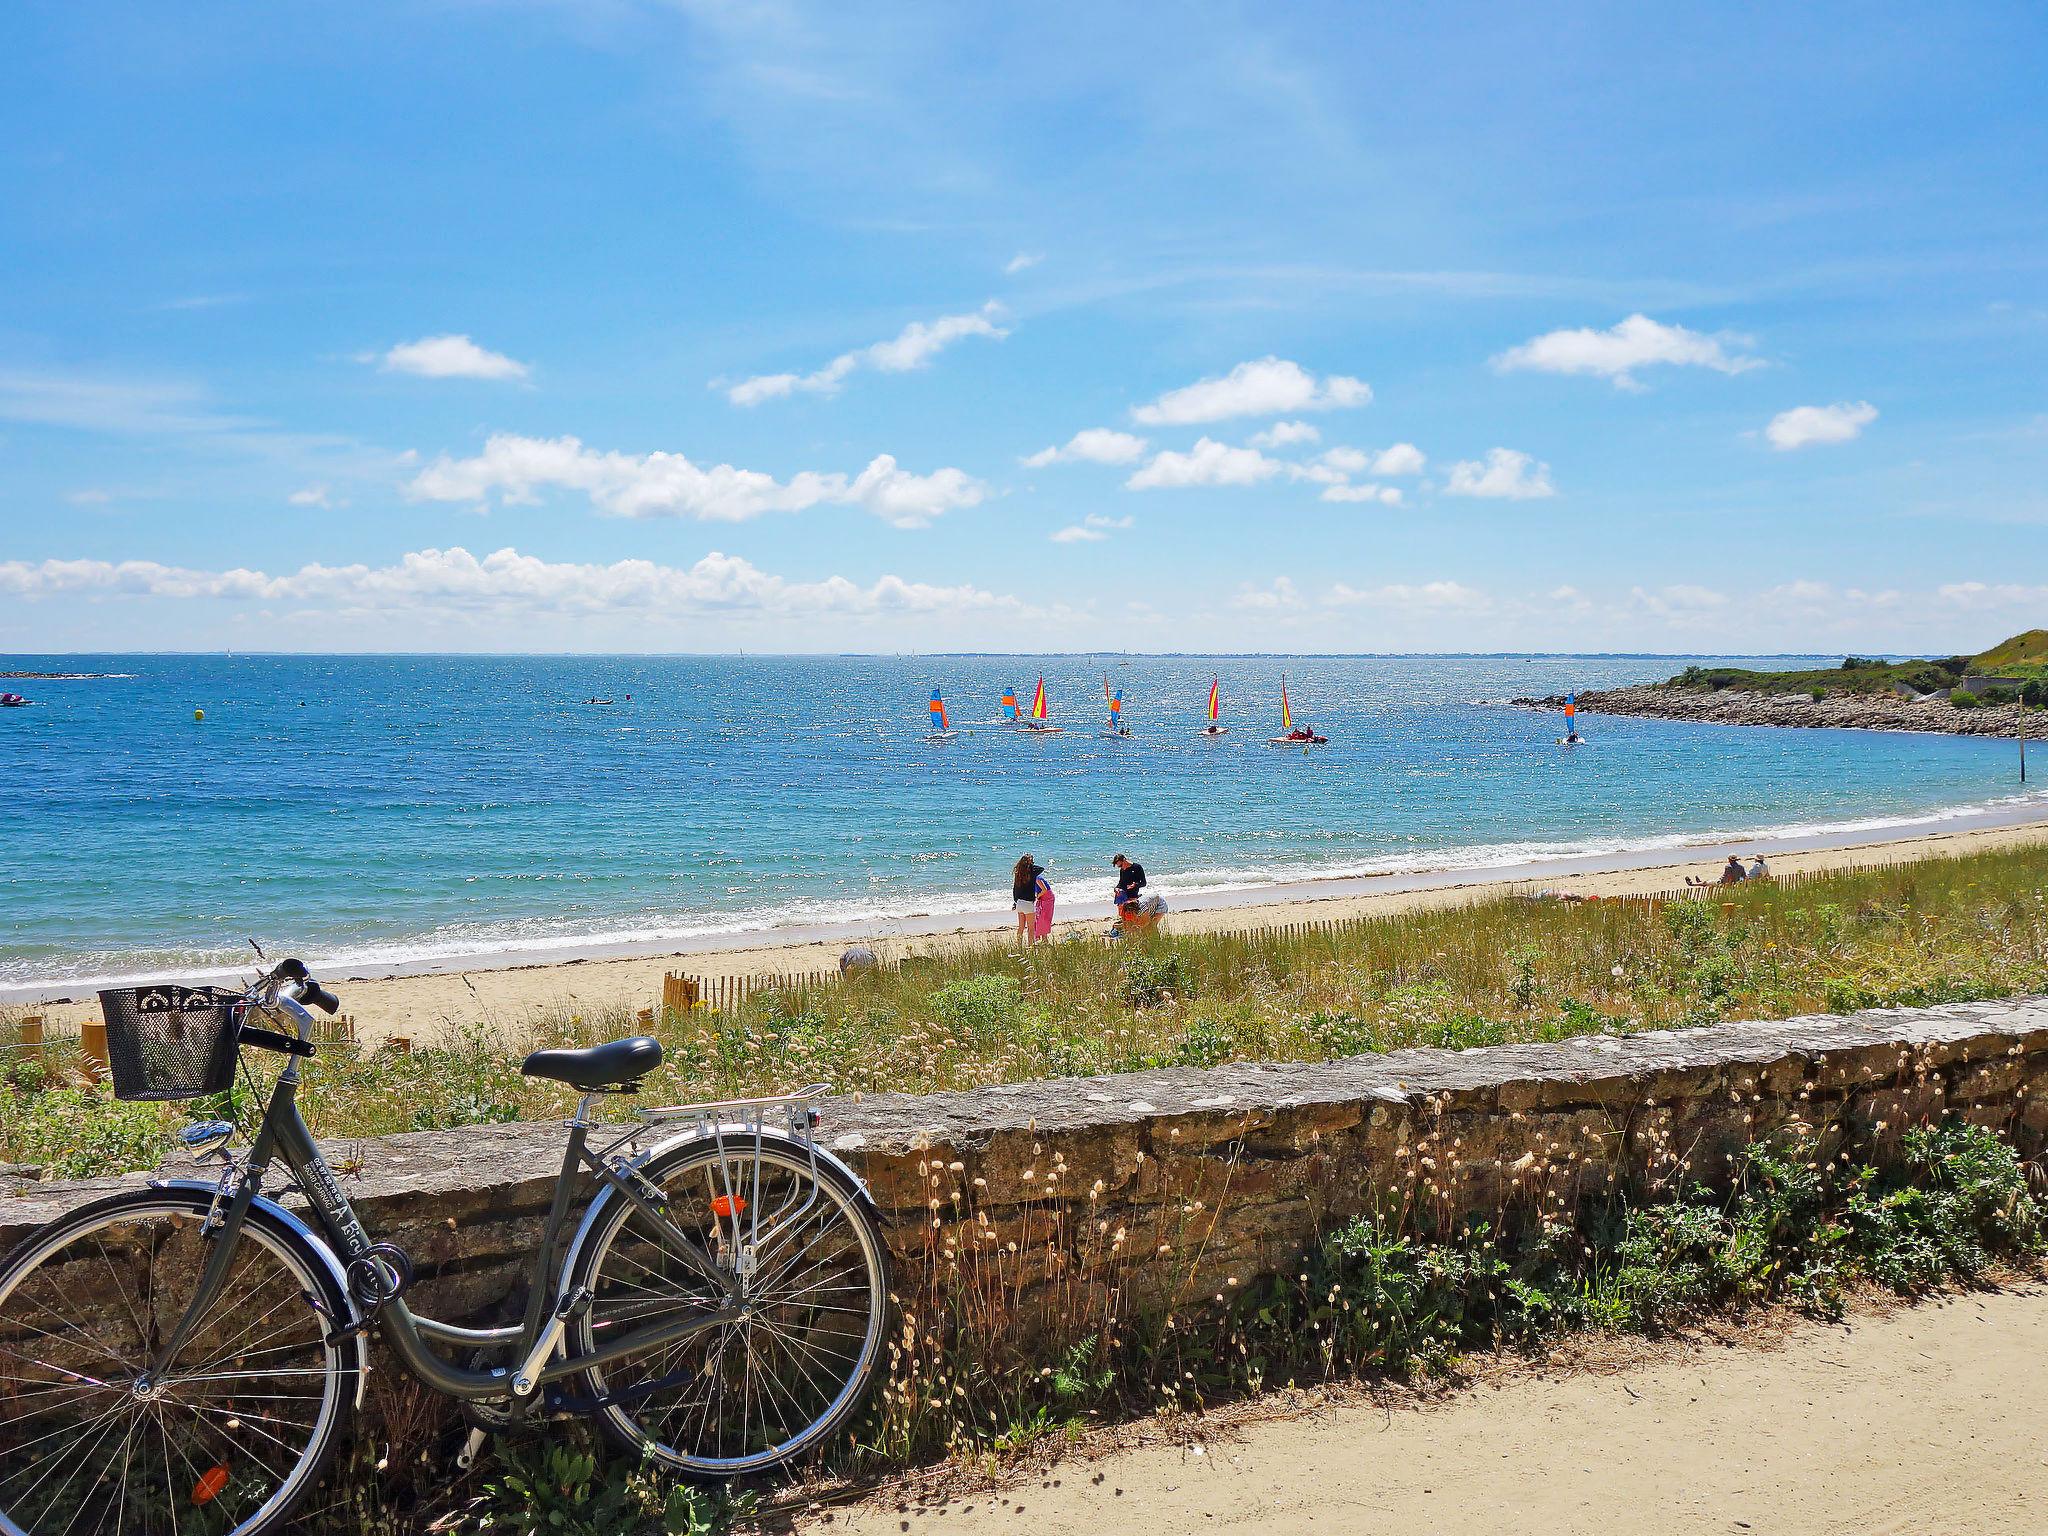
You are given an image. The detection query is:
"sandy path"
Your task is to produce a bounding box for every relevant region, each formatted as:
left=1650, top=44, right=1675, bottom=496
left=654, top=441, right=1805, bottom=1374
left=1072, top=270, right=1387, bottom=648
left=16, top=817, right=2048, bottom=1046
left=826, top=1285, right=2048, bottom=1536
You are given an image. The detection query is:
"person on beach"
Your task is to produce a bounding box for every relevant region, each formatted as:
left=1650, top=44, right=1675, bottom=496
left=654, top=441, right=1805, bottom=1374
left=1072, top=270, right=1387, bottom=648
left=1012, top=854, right=1050, bottom=944
left=1032, top=867, right=1056, bottom=942
left=1112, top=853, right=1147, bottom=912
left=1687, top=855, right=1749, bottom=888
left=1749, top=854, right=1771, bottom=880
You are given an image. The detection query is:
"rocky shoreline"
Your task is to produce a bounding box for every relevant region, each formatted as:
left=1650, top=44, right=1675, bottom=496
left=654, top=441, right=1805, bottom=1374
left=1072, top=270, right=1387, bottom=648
left=1516, top=684, right=2041, bottom=739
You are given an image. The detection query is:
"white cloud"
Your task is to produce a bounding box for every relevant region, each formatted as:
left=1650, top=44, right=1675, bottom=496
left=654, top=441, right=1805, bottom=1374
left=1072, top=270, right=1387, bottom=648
left=1229, top=577, right=1302, bottom=611
left=725, top=302, right=1008, bottom=405
left=1936, top=580, right=2048, bottom=609
left=1493, top=314, right=1760, bottom=390
left=1319, top=446, right=1370, bottom=474
left=376, top=334, right=531, bottom=382
left=407, top=433, right=984, bottom=529
left=1051, top=512, right=1137, bottom=544
left=1004, top=251, right=1044, bottom=275
left=1320, top=483, right=1403, bottom=505
left=1370, top=442, right=1427, bottom=476
left=0, top=547, right=1024, bottom=622
left=66, top=488, right=114, bottom=506
left=1126, top=436, right=1285, bottom=490
left=288, top=485, right=332, bottom=508
left=1250, top=420, right=1321, bottom=449
left=1131, top=357, right=1371, bottom=425
left=1327, top=579, right=1487, bottom=611
left=1021, top=428, right=1149, bottom=467
left=1444, top=447, right=1556, bottom=500
left=1765, top=400, right=1878, bottom=450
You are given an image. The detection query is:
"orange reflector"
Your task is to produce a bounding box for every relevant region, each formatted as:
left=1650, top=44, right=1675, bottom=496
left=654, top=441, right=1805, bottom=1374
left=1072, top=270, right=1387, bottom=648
left=193, top=1466, right=230, bottom=1505
left=709, top=1195, right=747, bottom=1219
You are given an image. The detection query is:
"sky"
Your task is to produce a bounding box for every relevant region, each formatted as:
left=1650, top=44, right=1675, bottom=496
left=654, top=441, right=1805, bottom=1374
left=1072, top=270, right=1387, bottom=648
left=2, top=0, right=2045, bottom=656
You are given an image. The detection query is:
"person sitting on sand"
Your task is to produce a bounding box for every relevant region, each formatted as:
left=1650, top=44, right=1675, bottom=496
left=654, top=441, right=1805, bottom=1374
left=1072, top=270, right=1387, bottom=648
left=1012, top=854, right=1048, bottom=944
left=1686, top=855, right=1749, bottom=888
left=1749, top=854, right=1770, bottom=880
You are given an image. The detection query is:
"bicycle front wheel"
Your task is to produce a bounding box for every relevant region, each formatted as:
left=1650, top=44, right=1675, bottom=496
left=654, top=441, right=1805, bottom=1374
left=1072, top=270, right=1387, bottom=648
left=0, top=1190, right=355, bottom=1536
left=568, top=1137, right=888, bottom=1478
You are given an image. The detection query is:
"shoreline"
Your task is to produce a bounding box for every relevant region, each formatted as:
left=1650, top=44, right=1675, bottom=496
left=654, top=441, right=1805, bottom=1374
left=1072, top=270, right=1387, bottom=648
left=12, top=798, right=2048, bottom=1044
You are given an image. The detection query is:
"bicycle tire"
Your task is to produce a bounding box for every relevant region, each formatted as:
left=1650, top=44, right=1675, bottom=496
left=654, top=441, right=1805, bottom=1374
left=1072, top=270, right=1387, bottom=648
left=564, top=1135, right=889, bottom=1479
left=0, top=1188, right=356, bottom=1536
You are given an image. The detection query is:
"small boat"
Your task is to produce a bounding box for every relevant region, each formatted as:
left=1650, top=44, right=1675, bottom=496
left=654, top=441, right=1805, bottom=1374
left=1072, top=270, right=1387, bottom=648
left=1267, top=677, right=1327, bottom=746
left=1200, top=676, right=1229, bottom=735
left=0, top=693, right=29, bottom=708
left=927, top=689, right=957, bottom=741
left=1099, top=676, right=1133, bottom=737
left=1557, top=690, right=1584, bottom=745
left=1021, top=675, right=1063, bottom=733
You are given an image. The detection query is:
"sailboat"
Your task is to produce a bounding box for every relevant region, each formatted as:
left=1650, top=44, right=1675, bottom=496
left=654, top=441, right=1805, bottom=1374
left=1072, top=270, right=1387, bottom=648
left=1000, top=687, right=1021, bottom=725
left=1100, top=675, right=1132, bottom=738
left=928, top=689, right=957, bottom=741
left=1268, top=676, right=1327, bottom=746
left=1022, top=674, right=1062, bottom=733
left=1558, top=690, right=1584, bottom=746
left=1201, top=676, right=1228, bottom=735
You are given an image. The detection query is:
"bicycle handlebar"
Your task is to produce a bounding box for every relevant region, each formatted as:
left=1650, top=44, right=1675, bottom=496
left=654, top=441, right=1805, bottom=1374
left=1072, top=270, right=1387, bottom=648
left=259, top=957, right=340, bottom=1016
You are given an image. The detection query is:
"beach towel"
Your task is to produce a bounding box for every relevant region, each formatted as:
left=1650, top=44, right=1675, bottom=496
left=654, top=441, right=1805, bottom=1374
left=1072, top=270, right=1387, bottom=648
left=1032, top=884, right=1055, bottom=941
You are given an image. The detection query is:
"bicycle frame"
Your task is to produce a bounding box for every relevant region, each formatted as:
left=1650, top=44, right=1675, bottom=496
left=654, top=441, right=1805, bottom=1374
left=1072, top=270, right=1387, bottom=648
left=151, top=991, right=752, bottom=1414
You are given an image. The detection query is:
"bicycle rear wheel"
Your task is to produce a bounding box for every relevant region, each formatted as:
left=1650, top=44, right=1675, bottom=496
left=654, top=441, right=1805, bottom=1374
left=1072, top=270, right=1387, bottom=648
left=567, top=1138, right=888, bottom=1479
left=0, top=1191, right=354, bottom=1536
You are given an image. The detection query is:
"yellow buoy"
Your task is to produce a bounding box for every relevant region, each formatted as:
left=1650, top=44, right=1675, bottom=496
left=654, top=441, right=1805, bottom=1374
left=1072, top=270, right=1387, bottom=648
left=194, top=708, right=205, bottom=722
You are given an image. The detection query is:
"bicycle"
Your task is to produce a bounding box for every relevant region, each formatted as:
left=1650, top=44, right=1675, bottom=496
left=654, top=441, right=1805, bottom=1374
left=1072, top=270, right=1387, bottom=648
left=0, top=958, right=891, bottom=1535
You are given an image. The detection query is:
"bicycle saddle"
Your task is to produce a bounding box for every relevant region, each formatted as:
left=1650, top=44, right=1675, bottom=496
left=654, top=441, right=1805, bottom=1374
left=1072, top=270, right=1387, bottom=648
left=520, top=1035, right=663, bottom=1091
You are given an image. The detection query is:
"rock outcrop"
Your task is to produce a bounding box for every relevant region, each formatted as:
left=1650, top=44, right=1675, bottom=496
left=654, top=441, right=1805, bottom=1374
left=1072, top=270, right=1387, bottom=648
left=1518, top=684, right=2039, bottom=739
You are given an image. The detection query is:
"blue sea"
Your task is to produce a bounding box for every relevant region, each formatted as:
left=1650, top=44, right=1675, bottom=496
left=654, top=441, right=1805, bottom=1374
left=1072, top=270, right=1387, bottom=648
left=3, top=653, right=2040, bottom=992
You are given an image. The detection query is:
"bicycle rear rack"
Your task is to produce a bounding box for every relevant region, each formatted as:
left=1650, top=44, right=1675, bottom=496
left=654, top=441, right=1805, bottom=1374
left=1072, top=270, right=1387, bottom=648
left=617, top=1085, right=832, bottom=1288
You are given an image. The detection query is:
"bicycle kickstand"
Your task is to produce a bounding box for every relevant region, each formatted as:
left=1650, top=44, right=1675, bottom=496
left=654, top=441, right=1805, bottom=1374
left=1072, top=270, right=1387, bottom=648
left=455, top=1426, right=490, bottom=1474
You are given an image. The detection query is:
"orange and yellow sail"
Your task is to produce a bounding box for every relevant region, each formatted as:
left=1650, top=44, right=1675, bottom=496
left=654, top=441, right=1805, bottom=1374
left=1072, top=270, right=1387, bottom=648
left=1280, top=679, right=1293, bottom=732
left=1030, top=676, right=1049, bottom=721
left=1207, top=677, right=1221, bottom=723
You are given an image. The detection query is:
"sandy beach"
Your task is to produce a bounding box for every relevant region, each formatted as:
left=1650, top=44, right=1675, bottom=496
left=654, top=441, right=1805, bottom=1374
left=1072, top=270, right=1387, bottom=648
left=15, top=808, right=2048, bottom=1047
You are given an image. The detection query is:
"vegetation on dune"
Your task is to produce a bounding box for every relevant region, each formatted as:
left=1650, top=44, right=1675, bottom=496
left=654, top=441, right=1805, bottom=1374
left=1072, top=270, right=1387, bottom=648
left=1663, top=628, right=2048, bottom=699
left=7, top=845, right=2048, bottom=1176
left=7, top=849, right=2048, bottom=1531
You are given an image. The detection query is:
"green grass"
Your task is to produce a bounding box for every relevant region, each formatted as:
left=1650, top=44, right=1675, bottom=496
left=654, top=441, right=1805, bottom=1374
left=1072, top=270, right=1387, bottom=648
left=7, top=842, right=2048, bottom=1176
left=1661, top=627, right=2048, bottom=698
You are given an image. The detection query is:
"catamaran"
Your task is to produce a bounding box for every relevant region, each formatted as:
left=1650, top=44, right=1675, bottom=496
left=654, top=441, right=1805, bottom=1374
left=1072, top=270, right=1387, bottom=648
left=1100, top=675, right=1132, bottom=737
left=928, top=689, right=957, bottom=741
left=1268, top=677, right=1327, bottom=746
left=1023, top=675, right=1062, bottom=733
left=1201, top=675, right=1228, bottom=735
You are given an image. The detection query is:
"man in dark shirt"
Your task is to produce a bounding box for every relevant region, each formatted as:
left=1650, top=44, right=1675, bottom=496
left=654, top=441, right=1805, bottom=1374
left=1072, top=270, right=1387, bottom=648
left=1112, top=853, right=1147, bottom=910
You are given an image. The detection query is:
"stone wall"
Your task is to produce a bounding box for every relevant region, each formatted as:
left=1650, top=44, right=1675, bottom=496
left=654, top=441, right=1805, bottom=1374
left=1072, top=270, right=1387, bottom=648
left=5, top=998, right=2047, bottom=1344
left=1515, top=684, right=2036, bottom=737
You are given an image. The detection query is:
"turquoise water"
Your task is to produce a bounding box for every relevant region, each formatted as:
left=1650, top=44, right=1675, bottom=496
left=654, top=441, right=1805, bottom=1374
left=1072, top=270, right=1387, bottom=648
left=2, top=653, right=2038, bottom=990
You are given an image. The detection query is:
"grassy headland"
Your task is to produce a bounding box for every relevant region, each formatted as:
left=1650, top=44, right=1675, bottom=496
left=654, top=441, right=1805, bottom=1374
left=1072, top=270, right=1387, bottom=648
left=7, top=841, right=2048, bottom=1179
left=1665, top=627, right=2048, bottom=702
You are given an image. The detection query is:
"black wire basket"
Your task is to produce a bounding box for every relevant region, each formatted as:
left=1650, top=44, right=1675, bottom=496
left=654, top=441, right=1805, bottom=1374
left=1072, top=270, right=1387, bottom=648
left=98, top=984, right=244, bottom=1102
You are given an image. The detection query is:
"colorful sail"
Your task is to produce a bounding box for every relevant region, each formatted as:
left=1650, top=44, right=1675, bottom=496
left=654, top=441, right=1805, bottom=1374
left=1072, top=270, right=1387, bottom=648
left=1107, top=689, right=1123, bottom=728
left=1565, top=691, right=1577, bottom=723
left=1280, top=679, right=1293, bottom=732
left=1001, top=688, right=1019, bottom=721
left=930, top=690, right=950, bottom=731
left=1207, top=677, right=1221, bottom=723
left=1031, top=676, right=1049, bottom=721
